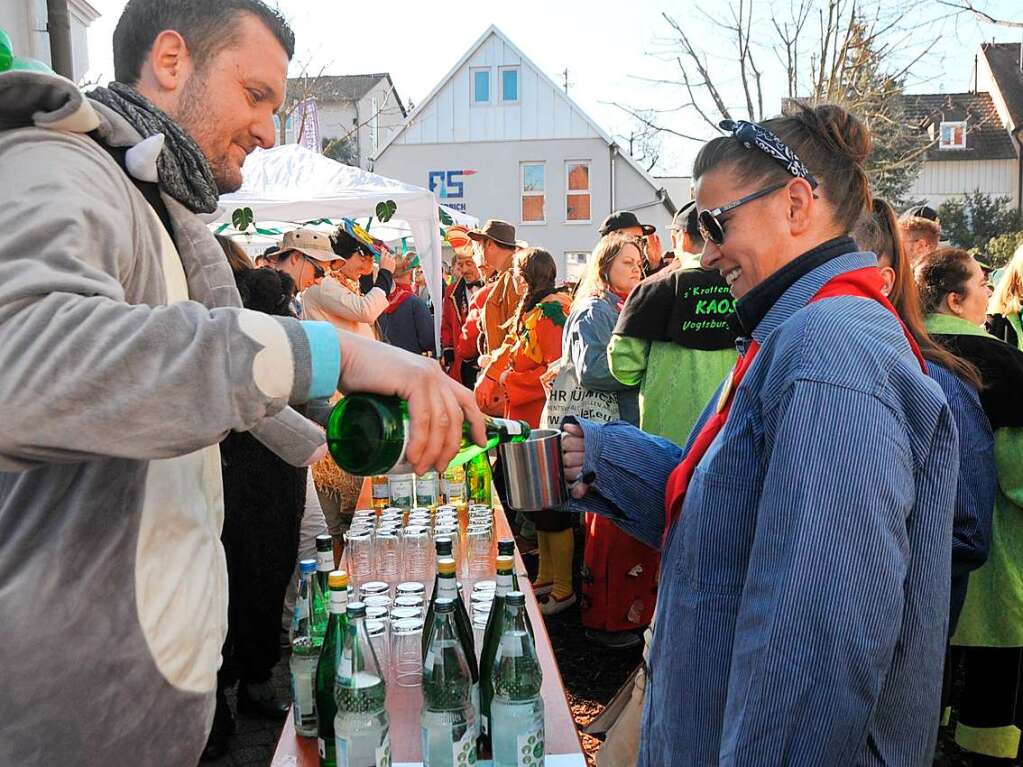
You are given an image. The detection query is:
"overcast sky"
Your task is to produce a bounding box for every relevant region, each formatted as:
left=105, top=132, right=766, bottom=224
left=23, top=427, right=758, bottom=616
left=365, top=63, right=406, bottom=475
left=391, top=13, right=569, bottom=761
left=84, top=0, right=1023, bottom=175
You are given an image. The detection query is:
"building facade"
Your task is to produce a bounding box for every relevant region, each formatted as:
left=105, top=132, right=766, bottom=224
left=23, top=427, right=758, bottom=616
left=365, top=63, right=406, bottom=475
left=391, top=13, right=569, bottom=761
left=373, top=26, right=675, bottom=278
left=279, top=73, right=406, bottom=171
left=903, top=42, right=1022, bottom=212
left=3, top=0, right=100, bottom=82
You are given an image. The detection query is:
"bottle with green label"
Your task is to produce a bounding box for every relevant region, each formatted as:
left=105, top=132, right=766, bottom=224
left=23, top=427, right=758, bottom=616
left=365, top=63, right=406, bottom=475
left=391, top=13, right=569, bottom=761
left=477, top=555, right=514, bottom=755
left=421, top=598, right=478, bottom=767
left=326, top=393, right=530, bottom=476
left=291, top=559, right=322, bottom=737
left=465, top=453, right=492, bottom=507
left=315, top=571, right=350, bottom=767
left=334, top=602, right=390, bottom=767
left=490, top=592, right=544, bottom=767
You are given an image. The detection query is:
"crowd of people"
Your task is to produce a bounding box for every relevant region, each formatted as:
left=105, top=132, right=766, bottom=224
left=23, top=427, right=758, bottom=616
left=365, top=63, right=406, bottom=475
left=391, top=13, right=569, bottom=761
left=5, top=1, right=1023, bottom=766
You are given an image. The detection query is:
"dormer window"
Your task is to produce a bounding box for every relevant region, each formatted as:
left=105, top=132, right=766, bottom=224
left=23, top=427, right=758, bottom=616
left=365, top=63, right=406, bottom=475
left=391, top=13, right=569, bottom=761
left=939, top=121, right=967, bottom=150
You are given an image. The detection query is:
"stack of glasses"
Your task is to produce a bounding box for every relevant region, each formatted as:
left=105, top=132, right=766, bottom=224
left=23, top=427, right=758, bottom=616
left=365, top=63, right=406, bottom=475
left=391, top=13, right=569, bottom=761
left=342, top=502, right=496, bottom=590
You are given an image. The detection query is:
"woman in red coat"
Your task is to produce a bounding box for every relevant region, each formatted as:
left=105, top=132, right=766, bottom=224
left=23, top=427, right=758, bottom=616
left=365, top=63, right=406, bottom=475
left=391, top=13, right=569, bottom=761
left=496, top=248, right=571, bottom=426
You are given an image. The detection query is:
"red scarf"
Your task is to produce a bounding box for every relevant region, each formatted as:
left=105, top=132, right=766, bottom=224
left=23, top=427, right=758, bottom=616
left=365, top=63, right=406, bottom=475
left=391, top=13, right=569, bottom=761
left=661, top=267, right=926, bottom=543
left=384, top=282, right=415, bottom=315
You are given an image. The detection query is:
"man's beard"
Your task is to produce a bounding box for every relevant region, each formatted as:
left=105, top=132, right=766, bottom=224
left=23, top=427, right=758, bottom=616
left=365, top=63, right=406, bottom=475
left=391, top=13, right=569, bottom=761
left=176, top=74, right=243, bottom=194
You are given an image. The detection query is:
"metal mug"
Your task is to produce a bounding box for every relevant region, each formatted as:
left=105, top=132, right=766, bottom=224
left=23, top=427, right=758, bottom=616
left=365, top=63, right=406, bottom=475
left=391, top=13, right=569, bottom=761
left=497, top=428, right=568, bottom=512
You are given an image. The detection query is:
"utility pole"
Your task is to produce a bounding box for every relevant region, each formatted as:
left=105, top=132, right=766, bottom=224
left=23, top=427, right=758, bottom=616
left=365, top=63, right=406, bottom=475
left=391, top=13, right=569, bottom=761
left=46, top=0, right=73, bottom=79
left=561, top=68, right=571, bottom=94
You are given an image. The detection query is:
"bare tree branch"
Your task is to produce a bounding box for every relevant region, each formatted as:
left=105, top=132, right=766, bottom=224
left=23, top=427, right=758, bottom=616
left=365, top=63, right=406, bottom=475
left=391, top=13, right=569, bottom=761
left=935, top=0, right=1023, bottom=28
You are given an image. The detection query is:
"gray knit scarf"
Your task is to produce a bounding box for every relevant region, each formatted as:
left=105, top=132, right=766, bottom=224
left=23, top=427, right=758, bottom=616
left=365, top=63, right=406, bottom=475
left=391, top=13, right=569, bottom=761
left=88, top=82, right=220, bottom=214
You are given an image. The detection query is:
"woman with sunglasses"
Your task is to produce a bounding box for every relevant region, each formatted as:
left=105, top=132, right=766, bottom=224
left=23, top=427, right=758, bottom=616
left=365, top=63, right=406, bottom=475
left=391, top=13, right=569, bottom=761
left=916, top=247, right=1023, bottom=764
left=301, top=224, right=396, bottom=341
left=559, top=103, right=959, bottom=765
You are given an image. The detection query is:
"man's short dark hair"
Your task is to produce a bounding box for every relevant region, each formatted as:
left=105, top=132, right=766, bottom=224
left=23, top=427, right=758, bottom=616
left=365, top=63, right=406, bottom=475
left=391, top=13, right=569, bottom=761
left=113, top=0, right=295, bottom=85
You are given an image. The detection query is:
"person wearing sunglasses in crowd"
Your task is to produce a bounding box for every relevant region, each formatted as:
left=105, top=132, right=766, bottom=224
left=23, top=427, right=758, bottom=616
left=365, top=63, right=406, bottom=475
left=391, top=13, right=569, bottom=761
left=559, top=103, right=959, bottom=765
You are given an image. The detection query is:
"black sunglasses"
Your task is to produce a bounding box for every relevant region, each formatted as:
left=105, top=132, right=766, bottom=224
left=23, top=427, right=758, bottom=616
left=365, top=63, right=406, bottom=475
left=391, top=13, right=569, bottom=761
left=697, top=181, right=788, bottom=246
left=301, top=254, right=326, bottom=279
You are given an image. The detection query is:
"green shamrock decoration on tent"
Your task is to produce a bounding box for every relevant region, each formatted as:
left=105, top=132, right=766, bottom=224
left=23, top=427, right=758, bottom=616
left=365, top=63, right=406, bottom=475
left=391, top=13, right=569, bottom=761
left=0, top=27, right=53, bottom=73
left=231, top=207, right=255, bottom=232
left=438, top=207, right=454, bottom=226
left=375, top=199, right=397, bottom=223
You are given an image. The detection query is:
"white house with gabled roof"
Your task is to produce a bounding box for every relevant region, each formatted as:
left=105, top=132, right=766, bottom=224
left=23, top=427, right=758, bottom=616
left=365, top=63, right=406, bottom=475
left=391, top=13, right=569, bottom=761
left=373, top=25, right=676, bottom=279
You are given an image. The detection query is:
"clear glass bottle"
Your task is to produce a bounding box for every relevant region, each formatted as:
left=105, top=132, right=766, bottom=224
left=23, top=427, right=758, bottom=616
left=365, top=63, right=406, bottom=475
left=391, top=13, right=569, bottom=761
left=421, top=599, right=478, bottom=767
left=315, top=571, right=349, bottom=766
left=442, top=464, right=466, bottom=506
left=388, top=473, right=415, bottom=511
left=334, top=602, right=390, bottom=767
left=490, top=592, right=544, bottom=767
left=291, top=559, right=322, bottom=738
left=326, top=393, right=530, bottom=476
left=416, top=470, right=441, bottom=509
left=371, top=475, right=391, bottom=511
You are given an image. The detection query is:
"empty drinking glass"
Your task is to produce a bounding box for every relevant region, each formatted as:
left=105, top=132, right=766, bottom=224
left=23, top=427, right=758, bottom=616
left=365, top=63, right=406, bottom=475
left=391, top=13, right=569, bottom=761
left=393, top=617, right=425, bottom=688
left=466, top=526, right=493, bottom=577
left=402, top=528, right=432, bottom=583
left=375, top=531, right=401, bottom=582
left=366, top=618, right=389, bottom=670
left=344, top=530, right=374, bottom=588
left=360, top=581, right=390, bottom=601
left=394, top=594, right=424, bottom=612
left=397, top=581, right=425, bottom=598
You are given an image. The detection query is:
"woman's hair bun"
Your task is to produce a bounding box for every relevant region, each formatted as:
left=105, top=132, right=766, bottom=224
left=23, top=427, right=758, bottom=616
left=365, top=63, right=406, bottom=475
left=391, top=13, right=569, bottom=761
left=798, top=103, right=872, bottom=166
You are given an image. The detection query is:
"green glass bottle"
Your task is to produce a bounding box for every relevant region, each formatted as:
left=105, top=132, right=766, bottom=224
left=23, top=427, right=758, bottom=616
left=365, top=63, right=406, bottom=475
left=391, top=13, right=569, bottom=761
left=421, top=599, right=478, bottom=767
left=326, top=393, right=530, bottom=476
left=424, top=559, right=479, bottom=728
left=496, top=540, right=518, bottom=589
left=311, top=546, right=330, bottom=642
left=291, top=559, right=322, bottom=738
left=334, top=602, right=390, bottom=766
left=423, top=537, right=454, bottom=650
left=477, top=556, right=515, bottom=755
left=315, top=534, right=334, bottom=602
left=491, top=592, right=544, bottom=767
left=465, top=453, right=493, bottom=507
left=315, top=571, right=349, bottom=767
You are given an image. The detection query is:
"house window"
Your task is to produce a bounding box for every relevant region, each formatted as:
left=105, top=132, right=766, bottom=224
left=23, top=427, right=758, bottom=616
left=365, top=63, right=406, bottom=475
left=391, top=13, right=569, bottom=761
left=472, top=69, right=491, bottom=104
left=566, top=161, right=591, bottom=222
left=521, top=162, right=546, bottom=223
left=501, top=67, right=520, bottom=102
left=939, top=121, right=967, bottom=150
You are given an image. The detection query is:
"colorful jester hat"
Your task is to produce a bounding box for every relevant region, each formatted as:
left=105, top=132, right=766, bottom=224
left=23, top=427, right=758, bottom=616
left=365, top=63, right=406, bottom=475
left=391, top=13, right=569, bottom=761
left=339, top=217, right=389, bottom=262
left=0, top=28, right=55, bottom=74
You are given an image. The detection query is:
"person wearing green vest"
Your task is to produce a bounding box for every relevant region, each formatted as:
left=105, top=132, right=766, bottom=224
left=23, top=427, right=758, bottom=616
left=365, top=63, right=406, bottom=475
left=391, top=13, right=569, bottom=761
left=608, top=201, right=738, bottom=447
left=918, top=246, right=1023, bottom=764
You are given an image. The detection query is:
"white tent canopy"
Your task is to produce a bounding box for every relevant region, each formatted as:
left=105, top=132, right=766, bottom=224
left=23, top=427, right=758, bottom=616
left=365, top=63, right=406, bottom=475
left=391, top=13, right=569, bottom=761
left=212, top=144, right=478, bottom=353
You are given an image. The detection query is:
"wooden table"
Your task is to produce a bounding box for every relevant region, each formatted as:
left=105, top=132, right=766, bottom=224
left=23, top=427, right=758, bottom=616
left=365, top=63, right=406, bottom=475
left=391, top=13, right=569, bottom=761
left=271, top=497, right=586, bottom=767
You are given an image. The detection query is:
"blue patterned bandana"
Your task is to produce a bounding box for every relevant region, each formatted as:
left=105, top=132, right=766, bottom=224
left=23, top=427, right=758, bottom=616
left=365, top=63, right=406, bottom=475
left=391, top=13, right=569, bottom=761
left=720, top=119, right=819, bottom=190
